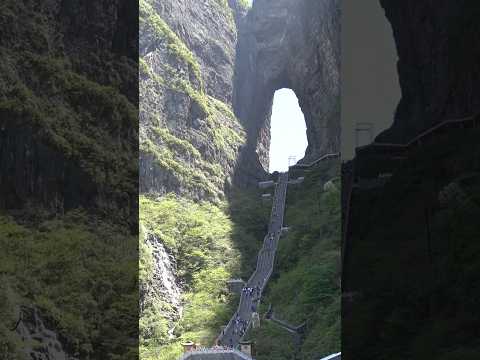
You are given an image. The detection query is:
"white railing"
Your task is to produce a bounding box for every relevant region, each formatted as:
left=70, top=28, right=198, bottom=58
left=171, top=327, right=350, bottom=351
left=319, top=352, right=341, bottom=360
left=179, top=348, right=253, bottom=360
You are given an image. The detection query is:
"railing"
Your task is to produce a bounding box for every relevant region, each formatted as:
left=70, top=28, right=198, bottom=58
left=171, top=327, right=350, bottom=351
left=356, top=114, right=477, bottom=155
left=289, top=152, right=340, bottom=169
left=179, top=348, right=253, bottom=360
left=319, top=352, right=341, bottom=360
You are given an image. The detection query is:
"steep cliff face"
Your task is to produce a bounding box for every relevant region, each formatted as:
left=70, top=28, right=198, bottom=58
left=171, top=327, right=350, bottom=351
left=234, top=0, right=340, bottom=175
left=139, top=0, right=246, bottom=202
left=138, top=1, right=250, bottom=356
left=377, top=1, right=480, bottom=142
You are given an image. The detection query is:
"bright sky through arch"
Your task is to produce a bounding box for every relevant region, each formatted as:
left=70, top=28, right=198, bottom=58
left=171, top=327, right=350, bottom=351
left=269, top=89, right=308, bottom=172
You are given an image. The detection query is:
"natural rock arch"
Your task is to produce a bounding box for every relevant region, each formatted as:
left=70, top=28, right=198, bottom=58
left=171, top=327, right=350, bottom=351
left=232, top=0, right=340, bottom=182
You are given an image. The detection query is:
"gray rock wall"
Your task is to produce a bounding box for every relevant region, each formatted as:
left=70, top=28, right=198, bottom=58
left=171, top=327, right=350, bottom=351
left=139, top=0, right=246, bottom=201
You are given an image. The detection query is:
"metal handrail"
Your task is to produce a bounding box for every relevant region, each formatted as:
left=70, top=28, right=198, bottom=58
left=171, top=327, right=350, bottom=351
left=356, top=114, right=477, bottom=153
left=290, top=152, right=340, bottom=169
left=179, top=348, right=253, bottom=360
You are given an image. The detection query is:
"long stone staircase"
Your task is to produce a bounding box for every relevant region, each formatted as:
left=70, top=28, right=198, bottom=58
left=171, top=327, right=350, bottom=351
left=217, top=172, right=289, bottom=348
left=179, top=167, right=344, bottom=359
left=179, top=173, right=289, bottom=360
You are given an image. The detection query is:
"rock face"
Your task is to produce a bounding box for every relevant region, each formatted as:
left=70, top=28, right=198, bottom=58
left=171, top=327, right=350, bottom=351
left=139, top=0, right=246, bottom=202
left=0, top=2, right=139, bottom=358
left=15, top=306, right=75, bottom=360
left=141, top=232, right=182, bottom=334
left=377, top=1, right=480, bottom=143
left=152, top=0, right=237, bottom=104
left=234, top=0, right=340, bottom=175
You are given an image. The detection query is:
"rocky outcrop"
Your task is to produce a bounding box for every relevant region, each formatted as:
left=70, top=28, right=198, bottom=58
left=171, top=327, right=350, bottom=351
left=140, top=0, right=340, bottom=193
left=377, top=1, right=480, bottom=143
left=234, top=0, right=340, bottom=174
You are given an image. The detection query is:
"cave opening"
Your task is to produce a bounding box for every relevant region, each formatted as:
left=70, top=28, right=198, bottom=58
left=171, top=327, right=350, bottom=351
left=268, top=88, right=308, bottom=173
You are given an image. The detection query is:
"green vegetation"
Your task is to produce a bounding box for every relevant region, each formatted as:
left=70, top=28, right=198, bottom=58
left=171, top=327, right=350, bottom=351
left=138, top=3, right=338, bottom=360
left=140, top=96, right=245, bottom=202
left=238, top=0, right=252, bottom=11
left=140, top=134, right=223, bottom=201
left=138, top=181, right=270, bottom=360
left=140, top=195, right=240, bottom=358
left=140, top=195, right=239, bottom=279
left=251, top=161, right=341, bottom=359
left=0, top=279, right=23, bottom=359
left=0, top=1, right=138, bottom=359
left=0, top=211, right=138, bottom=359
left=139, top=0, right=246, bottom=203
left=138, top=159, right=340, bottom=360
left=215, top=0, right=229, bottom=8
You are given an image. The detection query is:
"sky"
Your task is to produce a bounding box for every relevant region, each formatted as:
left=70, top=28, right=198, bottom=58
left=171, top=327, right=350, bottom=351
left=269, top=89, right=308, bottom=172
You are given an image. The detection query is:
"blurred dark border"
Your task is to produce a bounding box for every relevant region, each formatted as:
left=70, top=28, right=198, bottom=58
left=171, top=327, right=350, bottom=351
left=0, top=1, right=139, bottom=359
left=342, top=1, right=480, bottom=359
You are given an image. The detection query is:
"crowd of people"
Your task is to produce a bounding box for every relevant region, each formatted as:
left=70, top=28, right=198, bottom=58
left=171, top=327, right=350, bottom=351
left=241, top=286, right=260, bottom=297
